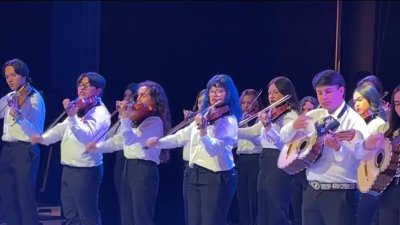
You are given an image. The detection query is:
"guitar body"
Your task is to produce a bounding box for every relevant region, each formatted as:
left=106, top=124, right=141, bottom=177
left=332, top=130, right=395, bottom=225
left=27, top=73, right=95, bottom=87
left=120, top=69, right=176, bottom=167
left=278, top=130, right=356, bottom=175
left=358, top=138, right=400, bottom=196
left=278, top=132, right=323, bottom=175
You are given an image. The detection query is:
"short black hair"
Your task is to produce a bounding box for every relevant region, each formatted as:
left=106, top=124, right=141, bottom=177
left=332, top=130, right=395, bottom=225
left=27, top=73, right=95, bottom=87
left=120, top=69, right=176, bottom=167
left=312, top=69, right=345, bottom=90
left=77, top=72, right=106, bottom=96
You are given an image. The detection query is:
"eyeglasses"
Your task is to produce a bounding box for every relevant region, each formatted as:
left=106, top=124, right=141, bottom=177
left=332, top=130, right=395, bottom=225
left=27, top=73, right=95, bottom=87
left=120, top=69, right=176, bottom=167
left=77, top=83, right=92, bottom=89
left=209, top=89, right=226, bottom=96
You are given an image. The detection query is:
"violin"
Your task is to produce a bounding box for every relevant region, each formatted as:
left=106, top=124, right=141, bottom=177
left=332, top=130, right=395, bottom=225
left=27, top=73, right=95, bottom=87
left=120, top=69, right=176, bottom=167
left=270, top=102, right=290, bottom=122
left=129, top=102, right=154, bottom=123
left=198, top=104, right=231, bottom=129
left=69, top=95, right=98, bottom=109
left=8, top=83, right=34, bottom=110
left=264, top=102, right=290, bottom=126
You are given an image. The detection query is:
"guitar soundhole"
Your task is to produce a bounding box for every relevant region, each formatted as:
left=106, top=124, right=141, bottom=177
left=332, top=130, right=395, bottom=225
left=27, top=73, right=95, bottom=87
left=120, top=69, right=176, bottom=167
left=375, top=152, right=384, bottom=168
left=299, top=141, right=307, bottom=153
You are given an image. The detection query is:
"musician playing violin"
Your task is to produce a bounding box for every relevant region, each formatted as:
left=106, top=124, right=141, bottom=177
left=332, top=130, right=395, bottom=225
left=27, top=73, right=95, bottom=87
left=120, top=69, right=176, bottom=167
left=235, top=89, right=263, bottom=225
left=238, top=76, right=299, bottom=225
left=280, top=70, right=369, bottom=225
left=356, top=84, right=400, bottom=225
left=86, top=80, right=171, bottom=225
left=30, top=72, right=110, bottom=225
left=0, top=58, right=45, bottom=225
left=145, top=74, right=241, bottom=225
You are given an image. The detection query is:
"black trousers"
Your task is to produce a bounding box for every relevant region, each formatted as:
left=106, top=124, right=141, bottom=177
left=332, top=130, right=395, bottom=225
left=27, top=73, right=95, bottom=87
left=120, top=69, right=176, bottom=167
left=356, top=192, right=379, bottom=225
left=0, top=141, right=40, bottom=225
left=257, top=148, right=292, bottom=225
left=187, top=164, right=237, bottom=225
left=113, top=151, right=127, bottom=225
left=302, top=187, right=358, bottom=225
left=120, top=159, right=159, bottom=225
left=61, top=165, right=103, bottom=225
left=236, top=153, right=259, bottom=225
left=290, top=170, right=308, bottom=225
left=378, top=178, right=400, bottom=225
left=183, top=161, right=191, bottom=225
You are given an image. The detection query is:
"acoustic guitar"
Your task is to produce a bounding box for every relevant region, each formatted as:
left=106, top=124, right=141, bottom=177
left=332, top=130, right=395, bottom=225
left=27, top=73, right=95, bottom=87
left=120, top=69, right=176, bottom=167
left=357, top=134, right=400, bottom=196
left=278, top=129, right=357, bottom=175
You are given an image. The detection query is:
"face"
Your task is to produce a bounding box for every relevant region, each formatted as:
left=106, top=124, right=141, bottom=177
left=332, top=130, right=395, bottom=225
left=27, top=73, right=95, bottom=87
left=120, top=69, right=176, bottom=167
left=302, top=101, right=315, bottom=114
left=353, top=91, right=371, bottom=116
left=315, top=85, right=344, bottom=114
left=4, top=66, right=26, bottom=91
left=197, top=95, right=204, bottom=110
left=268, top=83, right=284, bottom=104
left=241, top=94, right=255, bottom=112
left=77, top=76, right=102, bottom=99
left=124, top=89, right=134, bottom=102
left=137, top=86, right=154, bottom=109
left=209, top=86, right=226, bottom=105
left=394, top=91, right=400, bottom=118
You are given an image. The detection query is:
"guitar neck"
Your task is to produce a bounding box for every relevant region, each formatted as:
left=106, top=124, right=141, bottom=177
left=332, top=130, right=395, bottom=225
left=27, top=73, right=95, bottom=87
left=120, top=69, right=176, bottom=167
left=334, top=129, right=356, bottom=141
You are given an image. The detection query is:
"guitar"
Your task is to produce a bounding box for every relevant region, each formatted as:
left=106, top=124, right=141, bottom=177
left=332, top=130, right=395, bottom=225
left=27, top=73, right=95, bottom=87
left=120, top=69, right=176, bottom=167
left=277, top=129, right=357, bottom=175
left=357, top=133, right=400, bottom=196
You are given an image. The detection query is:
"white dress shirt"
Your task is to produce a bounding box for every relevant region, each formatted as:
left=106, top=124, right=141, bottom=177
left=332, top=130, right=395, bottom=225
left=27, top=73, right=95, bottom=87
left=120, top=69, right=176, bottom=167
left=157, top=115, right=238, bottom=172
left=0, top=89, right=45, bottom=142
left=41, top=102, right=110, bottom=167
left=98, top=116, right=164, bottom=165
left=280, top=101, right=370, bottom=183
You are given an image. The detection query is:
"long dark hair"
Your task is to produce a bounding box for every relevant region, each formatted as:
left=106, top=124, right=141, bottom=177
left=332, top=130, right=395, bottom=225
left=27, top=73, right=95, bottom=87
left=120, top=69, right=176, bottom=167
left=268, top=76, right=299, bottom=112
left=385, top=85, right=400, bottom=137
left=137, top=80, right=172, bottom=134
left=354, top=84, right=386, bottom=120
left=200, top=74, right=242, bottom=121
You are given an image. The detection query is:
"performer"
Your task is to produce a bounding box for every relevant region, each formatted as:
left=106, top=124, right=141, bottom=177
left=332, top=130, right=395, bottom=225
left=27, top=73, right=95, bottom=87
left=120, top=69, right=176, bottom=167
left=280, top=69, right=369, bottom=225
left=299, top=96, right=318, bottom=114
left=356, top=84, right=400, bottom=225
left=353, top=84, right=385, bottom=225
left=31, top=72, right=110, bottom=225
left=235, top=88, right=263, bottom=225
left=107, top=82, right=138, bottom=225
left=0, top=58, right=45, bottom=225
left=87, top=80, right=171, bottom=225
left=239, top=76, right=299, bottom=225
left=146, top=74, right=241, bottom=225
left=181, top=89, right=206, bottom=225
left=290, top=95, right=318, bottom=225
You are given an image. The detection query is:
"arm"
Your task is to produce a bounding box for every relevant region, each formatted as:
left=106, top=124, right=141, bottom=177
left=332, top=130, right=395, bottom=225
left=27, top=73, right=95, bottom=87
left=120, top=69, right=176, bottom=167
left=158, top=122, right=192, bottom=149
left=120, top=116, right=164, bottom=146
left=41, top=119, right=69, bottom=146
left=68, top=106, right=111, bottom=144
left=238, top=121, right=262, bottom=140
left=19, top=92, right=46, bottom=136
left=200, top=115, right=238, bottom=157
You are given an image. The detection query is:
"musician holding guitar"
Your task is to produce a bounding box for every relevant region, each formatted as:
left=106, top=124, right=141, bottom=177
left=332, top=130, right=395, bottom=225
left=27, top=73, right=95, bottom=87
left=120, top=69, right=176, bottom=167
left=356, top=84, right=400, bottom=225
left=238, top=76, right=299, bottom=225
left=280, top=70, right=369, bottom=225
left=353, top=84, right=386, bottom=225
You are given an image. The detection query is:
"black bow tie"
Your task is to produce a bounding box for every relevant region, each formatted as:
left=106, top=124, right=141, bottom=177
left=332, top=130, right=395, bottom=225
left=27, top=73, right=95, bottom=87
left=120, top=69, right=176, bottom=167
left=314, top=115, right=340, bottom=136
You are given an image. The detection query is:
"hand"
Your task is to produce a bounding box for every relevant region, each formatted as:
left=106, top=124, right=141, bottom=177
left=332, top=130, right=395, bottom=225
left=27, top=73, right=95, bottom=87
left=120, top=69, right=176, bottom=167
left=324, top=131, right=341, bottom=151
left=183, top=109, right=192, bottom=120
left=195, top=114, right=207, bottom=136
left=293, top=115, right=311, bottom=130
left=364, top=133, right=385, bottom=151
left=85, top=142, right=97, bottom=153
left=63, top=99, right=78, bottom=117
left=145, top=137, right=159, bottom=149
left=30, top=134, right=43, bottom=145
left=118, top=100, right=132, bottom=119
